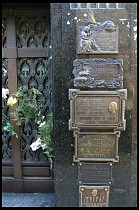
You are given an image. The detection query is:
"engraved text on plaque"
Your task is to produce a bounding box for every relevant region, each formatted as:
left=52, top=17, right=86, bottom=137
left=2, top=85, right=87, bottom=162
left=73, top=58, right=123, bottom=89
left=69, top=89, right=127, bottom=130
left=79, top=185, right=110, bottom=207
left=78, top=162, right=113, bottom=184
left=73, top=131, right=120, bottom=162
left=77, top=20, right=118, bottom=54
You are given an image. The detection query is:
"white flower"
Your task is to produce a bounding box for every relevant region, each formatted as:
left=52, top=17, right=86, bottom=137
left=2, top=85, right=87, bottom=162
left=41, top=144, right=47, bottom=150
left=74, top=17, right=77, bottom=20
left=67, top=21, right=70, bottom=25
left=39, top=121, right=45, bottom=128
left=30, top=138, right=42, bottom=151
left=2, top=88, right=9, bottom=99
left=30, top=138, right=47, bottom=151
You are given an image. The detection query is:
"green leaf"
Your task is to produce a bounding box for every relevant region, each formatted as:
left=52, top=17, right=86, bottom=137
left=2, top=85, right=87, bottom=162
left=11, top=130, right=18, bottom=137
left=3, top=122, right=12, bottom=131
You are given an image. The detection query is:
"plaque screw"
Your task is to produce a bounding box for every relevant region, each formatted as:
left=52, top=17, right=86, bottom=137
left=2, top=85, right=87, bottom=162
left=104, top=188, right=108, bottom=191
left=109, top=182, right=111, bottom=184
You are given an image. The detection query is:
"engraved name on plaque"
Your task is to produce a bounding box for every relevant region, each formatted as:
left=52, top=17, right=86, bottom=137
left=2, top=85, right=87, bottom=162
left=79, top=185, right=110, bottom=207
left=73, top=131, right=120, bottom=162
left=72, top=58, right=123, bottom=89
left=77, top=20, right=118, bottom=54
left=69, top=89, right=127, bottom=130
left=78, top=163, right=113, bottom=185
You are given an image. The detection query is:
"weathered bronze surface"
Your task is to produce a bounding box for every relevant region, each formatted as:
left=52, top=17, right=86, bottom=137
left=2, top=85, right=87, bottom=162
left=72, top=58, right=123, bottom=89
left=77, top=21, right=118, bottom=54
left=69, top=89, right=127, bottom=130
left=73, top=131, right=120, bottom=162
left=79, top=185, right=110, bottom=207
left=78, top=163, right=113, bottom=184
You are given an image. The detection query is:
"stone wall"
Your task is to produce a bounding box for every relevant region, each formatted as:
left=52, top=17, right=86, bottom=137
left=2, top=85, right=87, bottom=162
left=51, top=3, right=137, bottom=207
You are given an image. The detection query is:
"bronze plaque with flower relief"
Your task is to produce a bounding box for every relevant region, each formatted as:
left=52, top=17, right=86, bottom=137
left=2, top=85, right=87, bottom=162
left=79, top=185, right=110, bottom=207
left=69, top=89, right=127, bottom=131
left=77, top=20, right=118, bottom=54
left=73, top=131, right=120, bottom=162
left=72, top=58, right=123, bottom=89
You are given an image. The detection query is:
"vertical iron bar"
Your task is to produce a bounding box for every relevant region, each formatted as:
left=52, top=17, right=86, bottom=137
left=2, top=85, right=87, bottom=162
left=7, top=15, right=24, bottom=192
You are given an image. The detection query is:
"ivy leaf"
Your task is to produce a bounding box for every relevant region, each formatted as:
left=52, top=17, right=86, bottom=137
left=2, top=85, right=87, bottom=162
left=3, top=122, right=19, bottom=138
left=11, top=130, right=19, bottom=138
left=3, top=122, right=12, bottom=131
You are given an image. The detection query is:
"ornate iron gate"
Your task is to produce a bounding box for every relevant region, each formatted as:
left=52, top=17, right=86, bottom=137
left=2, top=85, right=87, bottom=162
left=2, top=4, right=54, bottom=193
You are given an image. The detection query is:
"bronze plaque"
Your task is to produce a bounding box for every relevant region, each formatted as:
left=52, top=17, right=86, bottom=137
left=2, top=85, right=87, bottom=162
left=79, top=185, right=110, bottom=207
left=78, top=163, right=113, bottom=184
left=72, top=58, right=123, bottom=89
left=77, top=21, right=118, bottom=54
left=73, top=131, right=120, bottom=162
left=69, top=89, right=127, bottom=130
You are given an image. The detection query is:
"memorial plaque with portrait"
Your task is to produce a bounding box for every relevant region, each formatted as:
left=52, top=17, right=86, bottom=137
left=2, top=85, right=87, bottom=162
left=73, top=131, right=120, bottom=162
left=69, top=89, right=127, bottom=130
left=79, top=185, right=110, bottom=207
left=77, top=20, right=118, bottom=54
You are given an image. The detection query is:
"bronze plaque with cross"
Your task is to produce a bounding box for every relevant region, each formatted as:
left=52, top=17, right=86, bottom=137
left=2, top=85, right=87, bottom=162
left=79, top=185, right=110, bottom=207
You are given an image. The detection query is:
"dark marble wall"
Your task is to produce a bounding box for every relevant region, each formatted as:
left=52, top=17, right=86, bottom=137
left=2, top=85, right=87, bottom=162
left=50, top=3, right=78, bottom=207
left=50, top=3, right=137, bottom=207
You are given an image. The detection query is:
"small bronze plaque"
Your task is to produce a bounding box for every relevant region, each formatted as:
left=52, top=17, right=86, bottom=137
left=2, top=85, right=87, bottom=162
left=77, top=21, right=118, bottom=54
left=73, top=58, right=123, bottom=89
left=78, top=163, right=113, bottom=184
left=73, top=131, right=120, bottom=162
left=69, top=89, right=127, bottom=130
left=79, top=185, right=110, bottom=207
